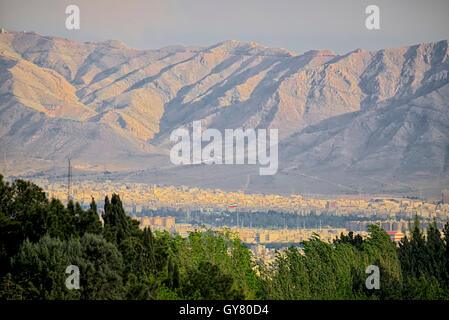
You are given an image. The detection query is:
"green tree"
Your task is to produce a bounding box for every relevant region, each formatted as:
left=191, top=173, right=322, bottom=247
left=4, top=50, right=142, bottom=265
left=361, top=224, right=402, bottom=299
left=426, top=219, right=446, bottom=284
left=102, top=194, right=138, bottom=244
left=180, top=229, right=260, bottom=299
left=79, top=233, right=125, bottom=299
left=443, top=222, right=449, bottom=288
left=334, top=231, right=364, bottom=250
left=0, top=176, right=52, bottom=277
left=9, top=233, right=126, bottom=300
left=47, top=198, right=80, bottom=240
left=261, top=246, right=311, bottom=299
left=77, top=197, right=102, bottom=236
left=399, top=217, right=449, bottom=299
left=10, top=235, right=83, bottom=300
left=0, top=273, right=24, bottom=300
left=184, top=261, right=243, bottom=299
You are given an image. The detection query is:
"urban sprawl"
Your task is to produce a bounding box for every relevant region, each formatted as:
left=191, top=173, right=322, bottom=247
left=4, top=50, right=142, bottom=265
left=37, top=180, right=449, bottom=263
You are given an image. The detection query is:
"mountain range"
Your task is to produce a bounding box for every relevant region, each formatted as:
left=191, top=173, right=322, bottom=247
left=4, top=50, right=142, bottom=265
left=1, top=29, right=448, bottom=198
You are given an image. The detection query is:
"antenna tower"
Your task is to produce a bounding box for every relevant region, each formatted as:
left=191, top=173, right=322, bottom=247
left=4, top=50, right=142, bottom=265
left=67, top=157, right=72, bottom=202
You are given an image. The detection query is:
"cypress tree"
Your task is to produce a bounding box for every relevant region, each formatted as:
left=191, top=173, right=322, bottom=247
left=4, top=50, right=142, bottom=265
left=426, top=218, right=445, bottom=283
left=102, top=194, right=131, bottom=244
left=77, top=197, right=102, bottom=236
left=142, top=227, right=156, bottom=272
left=409, top=215, right=427, bottom=278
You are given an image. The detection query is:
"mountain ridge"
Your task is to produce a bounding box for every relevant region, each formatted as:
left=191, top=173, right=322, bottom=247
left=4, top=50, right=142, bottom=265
left=0, top=29, right=448, bottom=197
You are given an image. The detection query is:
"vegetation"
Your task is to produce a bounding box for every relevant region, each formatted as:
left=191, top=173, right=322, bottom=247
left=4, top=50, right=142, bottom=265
left=0, top=174, right=448, bottom=300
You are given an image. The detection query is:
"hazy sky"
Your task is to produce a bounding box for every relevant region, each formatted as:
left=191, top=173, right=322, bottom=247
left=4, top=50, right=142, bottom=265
left=1, top=0, right=448, bottom=54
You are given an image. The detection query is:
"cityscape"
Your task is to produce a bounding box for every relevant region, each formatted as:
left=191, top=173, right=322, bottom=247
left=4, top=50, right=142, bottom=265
left=1, top=0, right=449, bottom=307
left=40, top=179, right=449, bottom=220
left=31, top=178, right=449, bottom=263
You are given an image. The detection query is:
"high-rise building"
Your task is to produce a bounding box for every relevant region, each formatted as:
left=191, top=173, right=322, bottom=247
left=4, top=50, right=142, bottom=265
left=381, top=221, right=391, bottom=231
left=442, top=189, right=449, bottom=204
left=387, top=231, right=404, bottom=242
left=164, top=216, right=175, bottom=228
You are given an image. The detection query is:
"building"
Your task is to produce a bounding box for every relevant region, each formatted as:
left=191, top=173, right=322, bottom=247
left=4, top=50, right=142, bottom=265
left=442, top=189, right=449, bottom=204
left=164, top=216, right=175, bottom=228
left=139, top=216, right=176, bottom=230
left=326, top=201, right=337, bottom=209
left=387, top=231, right=404, bottom=242
left=381, top=221, right=392, bottom=231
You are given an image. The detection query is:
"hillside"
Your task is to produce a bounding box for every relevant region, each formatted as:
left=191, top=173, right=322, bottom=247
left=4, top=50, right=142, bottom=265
left=0, top=30, right=448, bottom=196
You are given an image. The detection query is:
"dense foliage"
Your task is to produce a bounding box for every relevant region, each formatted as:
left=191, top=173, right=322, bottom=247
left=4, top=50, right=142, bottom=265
left=0, top=174, right=448, bottom=300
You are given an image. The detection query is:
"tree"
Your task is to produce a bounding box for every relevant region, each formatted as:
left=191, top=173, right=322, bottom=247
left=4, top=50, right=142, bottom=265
left=102, top=194, right=137, bottom=244
left=79, top=233, right=125, bottom=299
left=10, top=235, right=82, bottom=300
left=425, top=218, right=446, bottom=284
left=361, top=224, right=402, bottom=299
left=9, top=233, right=126, bottom=300
left=46, top=198, right=77, bottom=240
left=399, top=216, right=428, bottom=279
left=181, top=229, right=260, bottom=299
left=77, top=197, right=102, bottom=236
left=261, top=246, right=311, bottom=299
left=443, top=222, right=449, bottom=288
left=334, top=231, right=364, bottom=250
left=398, top=216, right=449, bottom=299
left=0, top=273, right=24, bottom=300
left=0, top=176, right=51, bottom=278
left=184, top=261, right=243, bottom=299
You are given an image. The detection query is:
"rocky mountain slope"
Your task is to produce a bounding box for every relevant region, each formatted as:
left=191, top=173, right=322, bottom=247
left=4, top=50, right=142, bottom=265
left=0, top=30, right=448, bottom=196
